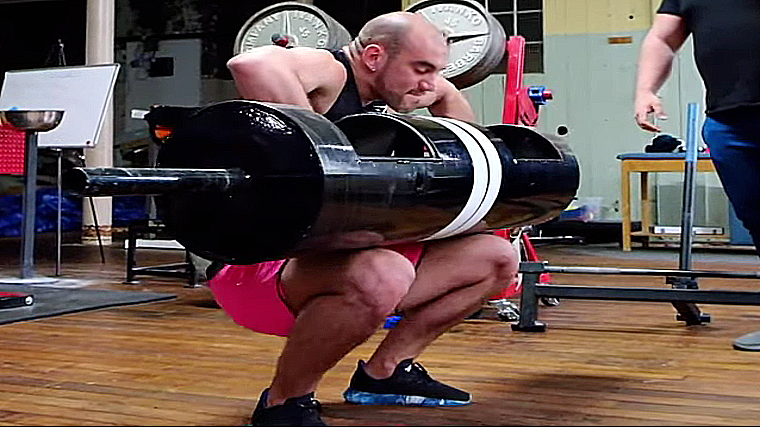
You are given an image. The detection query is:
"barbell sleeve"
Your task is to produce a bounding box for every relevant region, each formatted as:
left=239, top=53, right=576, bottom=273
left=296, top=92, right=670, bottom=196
left=63, top=167, right=250, bottom=197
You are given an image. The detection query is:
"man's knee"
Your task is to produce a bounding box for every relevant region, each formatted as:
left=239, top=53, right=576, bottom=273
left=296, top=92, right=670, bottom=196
left=345, top=248, right=416, bottom=318
left=469, top=233, right=520, bottom=290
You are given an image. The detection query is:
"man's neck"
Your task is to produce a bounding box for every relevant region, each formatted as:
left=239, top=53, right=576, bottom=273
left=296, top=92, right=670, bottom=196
left=342, top=45, right=378, bottom=107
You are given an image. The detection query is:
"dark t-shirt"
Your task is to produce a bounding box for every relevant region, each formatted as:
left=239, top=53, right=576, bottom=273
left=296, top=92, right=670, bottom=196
left=657, top=0, right=760, bottom=115
left=323, top=50, right=386, bottom=122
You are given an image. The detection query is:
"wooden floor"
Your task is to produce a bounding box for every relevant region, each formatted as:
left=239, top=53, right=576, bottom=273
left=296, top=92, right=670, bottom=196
left=1, top=236, right=760, bottom=426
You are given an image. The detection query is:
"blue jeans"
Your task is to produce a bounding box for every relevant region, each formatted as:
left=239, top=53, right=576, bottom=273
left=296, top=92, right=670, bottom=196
left=702, top=107, right=760, bottom=257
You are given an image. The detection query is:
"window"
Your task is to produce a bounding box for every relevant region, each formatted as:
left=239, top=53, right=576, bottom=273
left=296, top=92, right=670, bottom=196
left=484, top=0, right=544, bottom=73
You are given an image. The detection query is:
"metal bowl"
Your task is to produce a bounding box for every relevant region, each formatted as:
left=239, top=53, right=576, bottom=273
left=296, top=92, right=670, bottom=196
left=0, top=110, right=64, bottom=132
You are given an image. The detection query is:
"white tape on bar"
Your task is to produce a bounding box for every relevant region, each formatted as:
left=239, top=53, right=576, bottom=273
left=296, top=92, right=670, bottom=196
left=437, top=118, right=502, bottom=236
left=423, top=117, right=489, bottom=241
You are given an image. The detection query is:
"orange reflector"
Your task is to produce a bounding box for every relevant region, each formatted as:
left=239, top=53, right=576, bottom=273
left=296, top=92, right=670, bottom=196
left=153, top=126, right=174, bottom=140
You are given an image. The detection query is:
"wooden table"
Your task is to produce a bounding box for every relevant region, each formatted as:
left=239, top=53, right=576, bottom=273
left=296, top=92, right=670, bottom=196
left=617, top=153, right=719, bottom=251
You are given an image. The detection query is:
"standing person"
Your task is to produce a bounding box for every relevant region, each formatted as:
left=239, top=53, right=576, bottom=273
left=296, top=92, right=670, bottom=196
left=634, top=0, right=760, bottom=351
left=215, top=11, right=519, bottom=426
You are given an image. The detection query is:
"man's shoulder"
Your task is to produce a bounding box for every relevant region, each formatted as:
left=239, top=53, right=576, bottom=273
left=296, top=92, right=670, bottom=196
left=657, top=0, right=682, bottom=16
left=240, top=46, right=339, bottom=65
left=286, top=46, right=340, bottom=62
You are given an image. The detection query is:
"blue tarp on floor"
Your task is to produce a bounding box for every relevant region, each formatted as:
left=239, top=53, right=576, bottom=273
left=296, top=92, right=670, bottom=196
left=0, top=191, right=148, bottom=238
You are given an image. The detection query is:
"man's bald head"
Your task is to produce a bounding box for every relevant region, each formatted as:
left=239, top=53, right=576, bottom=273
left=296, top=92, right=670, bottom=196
left=355, top=12, right=447, bottom=58
left=345, top=11, right=452, bottom=114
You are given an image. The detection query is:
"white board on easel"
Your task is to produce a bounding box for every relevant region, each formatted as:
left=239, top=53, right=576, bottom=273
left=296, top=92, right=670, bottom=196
left=0, top=63, right=120, bottom=148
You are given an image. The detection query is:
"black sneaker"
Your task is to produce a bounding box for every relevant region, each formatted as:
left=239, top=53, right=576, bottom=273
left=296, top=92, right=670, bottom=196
left=343, top=359, right=471, bottom=406
left=250, top=388, right=326, bottom=426
left=206, top=261, right=226, bottom=281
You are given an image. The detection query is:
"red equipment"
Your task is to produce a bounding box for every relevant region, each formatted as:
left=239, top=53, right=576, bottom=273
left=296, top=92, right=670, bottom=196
left=0, top=124, right=26, bottom=176
left=502, top=36, right=553, bottom=127
left=491, top=36, right=554, bottom=302
left=0, top=292, right=34, bottom=309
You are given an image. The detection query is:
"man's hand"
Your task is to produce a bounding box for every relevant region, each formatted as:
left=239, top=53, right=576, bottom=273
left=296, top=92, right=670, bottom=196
left=633, top=14, right=688, bottom=133
left=427, top=76, right=476, bottom=122
left=634, top=91, right=667, bottom=132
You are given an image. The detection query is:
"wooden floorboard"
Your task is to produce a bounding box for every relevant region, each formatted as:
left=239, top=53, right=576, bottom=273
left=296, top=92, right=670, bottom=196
left=0, top=239, right=759, bottom=425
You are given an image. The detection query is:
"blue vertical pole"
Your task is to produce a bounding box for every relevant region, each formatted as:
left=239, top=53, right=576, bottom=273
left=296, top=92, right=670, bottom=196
left=679, top=103, right=699, bottom=270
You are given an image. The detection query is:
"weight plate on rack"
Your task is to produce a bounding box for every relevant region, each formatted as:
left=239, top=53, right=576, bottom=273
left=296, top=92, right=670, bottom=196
left=406, top=0, right=506, bottom=89
left=234, top=1, right=353, bottom=54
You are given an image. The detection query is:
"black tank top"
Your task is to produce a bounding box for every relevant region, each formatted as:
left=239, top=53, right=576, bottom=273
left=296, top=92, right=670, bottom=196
left=323, top=50, right=385, bottom=122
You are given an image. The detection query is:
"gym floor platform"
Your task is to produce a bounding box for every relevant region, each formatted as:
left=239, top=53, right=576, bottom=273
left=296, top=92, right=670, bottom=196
left=0, top=237, right=759, bottom=426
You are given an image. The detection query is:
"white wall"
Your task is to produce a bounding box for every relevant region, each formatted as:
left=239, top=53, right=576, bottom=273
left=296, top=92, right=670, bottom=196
left=123, top=38, right=202, bottom=134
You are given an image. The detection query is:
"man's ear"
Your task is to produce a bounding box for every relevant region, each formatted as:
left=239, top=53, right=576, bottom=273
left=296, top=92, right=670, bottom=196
left=361, top=43, right=387, bottom=72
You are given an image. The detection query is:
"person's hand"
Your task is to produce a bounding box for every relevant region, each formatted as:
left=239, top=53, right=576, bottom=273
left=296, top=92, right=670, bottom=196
left=634, top=91, right=667, bottom=132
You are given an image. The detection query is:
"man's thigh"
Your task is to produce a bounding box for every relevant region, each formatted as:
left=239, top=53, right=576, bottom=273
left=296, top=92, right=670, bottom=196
left=703, top=115, right=760, bottom=240
left=397, top=233, right=516, bottom=311
left=280, top=247, right=417, bottom=313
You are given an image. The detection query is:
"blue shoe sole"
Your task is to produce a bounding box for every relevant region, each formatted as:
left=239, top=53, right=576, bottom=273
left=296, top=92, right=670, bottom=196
left=343, top=389, right=471, bottom=407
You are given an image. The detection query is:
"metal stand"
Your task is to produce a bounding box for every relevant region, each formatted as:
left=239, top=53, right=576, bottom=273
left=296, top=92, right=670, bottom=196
left=667, top=103, right=710, bottom=325
left=513, top=262, right=760, bottom=331
left=125, top=219, right=198, bottom=287
left=87, top=195, right=107, bottom=264
left=55, top=148, right=63, bottom=276
left=512, top=262, right=546, bottom=332
left=0, top=110, right=64, bottom=285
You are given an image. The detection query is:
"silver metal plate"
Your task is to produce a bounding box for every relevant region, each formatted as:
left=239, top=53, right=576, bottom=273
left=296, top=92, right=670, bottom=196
left=406, top=0, right=506, bottom=88
left=234, top=2, right=351, bottom=54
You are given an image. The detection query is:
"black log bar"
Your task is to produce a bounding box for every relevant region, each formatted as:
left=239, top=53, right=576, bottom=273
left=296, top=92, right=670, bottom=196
left=64, top=167, right=250, bottom=196
left=62, top=101, right=580, bottom=264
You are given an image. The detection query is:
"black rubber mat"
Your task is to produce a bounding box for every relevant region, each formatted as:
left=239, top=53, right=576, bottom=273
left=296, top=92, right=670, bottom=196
left=0, top=284, right=175, bottom=325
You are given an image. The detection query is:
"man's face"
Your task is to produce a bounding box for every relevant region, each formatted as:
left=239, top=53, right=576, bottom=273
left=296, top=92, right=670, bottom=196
left=375, top=30, right=449, bottom=112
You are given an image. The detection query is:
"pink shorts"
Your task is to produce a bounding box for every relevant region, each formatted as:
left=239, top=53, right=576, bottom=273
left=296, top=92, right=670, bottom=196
left=209, top=243, right=425, bottom=337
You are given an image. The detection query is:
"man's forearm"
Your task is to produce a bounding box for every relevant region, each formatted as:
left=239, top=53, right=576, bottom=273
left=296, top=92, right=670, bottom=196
left=636, top=33, right=678, bottom=96
left=429, top=89, right=476, bottom=122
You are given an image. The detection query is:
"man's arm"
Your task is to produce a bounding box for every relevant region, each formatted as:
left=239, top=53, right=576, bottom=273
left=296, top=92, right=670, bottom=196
left=427, top=77, right=476, bottom=122
left=634, top=13, right=690, bottom=132
left=227, top=46, right=344, bottom=111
